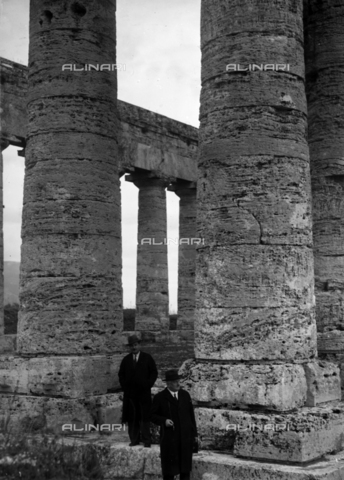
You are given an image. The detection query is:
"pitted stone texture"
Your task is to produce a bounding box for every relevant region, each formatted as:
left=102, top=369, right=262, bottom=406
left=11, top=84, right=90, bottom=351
left=133, top=175, right=169, bottom=332
left=198, top=158, right=312, bottom=247
left=319, top=353, right=344, bottom=400
left=195, top=245, right=315, bottom=360
left=58, top=436, right=344, bottom=480
left=180, top=360, right=307, bottom=411
left=196, top=0, right=315, bottom=370
left=0, top=335, right=16, bottom=354
left=234, top=408, right=344, bottom=463
left=195, top=403, right=344, bottom=463
left=20, top=0, right=122, bottom=354
left=0, top=355, right=122, bottom=397
left=175, top=184, right=197, bottom=331
left=194, top=306, right=316, bottom=361
left=306, top=0, right=344, bottom=344
left=0, top=356, right=28, bottom=394
left=0, top=394, right=94, bottom=435
left=304, top=362, right=341, bottom=406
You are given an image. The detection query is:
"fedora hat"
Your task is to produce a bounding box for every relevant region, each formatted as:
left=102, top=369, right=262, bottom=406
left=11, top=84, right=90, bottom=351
left=165, top=369, right=183, bottom=382
left=127, top=334, right=141, bottom=346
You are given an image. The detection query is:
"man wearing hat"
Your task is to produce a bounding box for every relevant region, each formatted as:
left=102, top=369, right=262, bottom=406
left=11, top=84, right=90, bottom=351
left=151, top=369, right=198, bottom=480
left=118, top=334, right=158, bottom=447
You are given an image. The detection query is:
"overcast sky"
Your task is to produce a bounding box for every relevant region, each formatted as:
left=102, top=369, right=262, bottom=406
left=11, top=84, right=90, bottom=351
left=0, top=0, right=201, bottom=311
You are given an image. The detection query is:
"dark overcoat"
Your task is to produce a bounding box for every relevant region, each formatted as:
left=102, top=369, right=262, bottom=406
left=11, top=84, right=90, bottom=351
left=150, top=388, right=198, bottom=476
left=118, top=351, right=158, bottom=423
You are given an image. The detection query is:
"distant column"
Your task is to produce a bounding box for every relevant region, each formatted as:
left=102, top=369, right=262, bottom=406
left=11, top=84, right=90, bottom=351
left=129, top=172, right=169, bottom=332
left=306, top=0, right=344, bottom=346
left=174, top=182, right=196, bottom=330
left=0, top=142, right=6, bottom=335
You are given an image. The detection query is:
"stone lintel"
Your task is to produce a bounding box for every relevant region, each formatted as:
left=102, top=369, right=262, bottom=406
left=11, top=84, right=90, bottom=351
left=0, top=57, right=198, bottom=183
left=196, top=403, right=344, bottom=463
left=0, top=355, right=122, bottom=398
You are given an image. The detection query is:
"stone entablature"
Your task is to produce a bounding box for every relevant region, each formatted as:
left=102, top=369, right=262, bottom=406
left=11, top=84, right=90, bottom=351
left=0, top=57, right=198, bottom=182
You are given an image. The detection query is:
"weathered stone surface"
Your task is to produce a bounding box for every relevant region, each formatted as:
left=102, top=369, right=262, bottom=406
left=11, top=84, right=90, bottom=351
left=174, top=183, right=197, bottom=330
left=0, top=58, right=198, bottom=182
left=180, top=360, right=307, bottom=411
left=195, top=403, right=344, bottom=463
left=304, top=361, right=341, bottom=406
left=194, top=305, right=316, bottom=361
left=0, top=394, right=94, bottom=435
left=0, top=335, right=16, bottom=354
left=195, top=0, right=316, bottom=371
left=306, top=0, right=344, bottom=354
left=0, top=356, right=28, bottom=394
left=130, top=174, right=169, bottom=332
left=58, top=437, right=344, bottom=480
left=0, top=393, right=127, bottom=435
left=0, top=355, right=122, bottom=397
left=16, top=0, right=122, bottom=355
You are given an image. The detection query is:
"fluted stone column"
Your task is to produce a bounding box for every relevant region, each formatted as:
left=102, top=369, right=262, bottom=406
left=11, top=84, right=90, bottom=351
left=175, top=182, right=196, bottom=331
left=132, top=173, right=169, bottom=332
left=17, top=0, right=122, bottom=355
left=305, top=0, right=344, bottom=391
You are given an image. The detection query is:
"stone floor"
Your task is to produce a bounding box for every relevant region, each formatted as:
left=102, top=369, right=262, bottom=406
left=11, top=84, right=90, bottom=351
left=53, top=434, right=344, bottom=480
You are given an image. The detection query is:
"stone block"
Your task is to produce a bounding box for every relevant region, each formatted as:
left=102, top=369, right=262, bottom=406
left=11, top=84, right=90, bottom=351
left=58, top=437, right=344, bottom=479
left=0, top=335, right=16, bottom=354
left=0, top=354, right=122, bottom=397
left=180, top=360, right=307, bottom=410
left=0, top=356, right=28, bottom=394
left=304, top=361, right=341, bottom=405
left=318, top=331, right=344, bottom=352
left=0, top=394, right=94, bottom=435
left=194, top=305, right=316, bottom=361
left=194, top=403, right=344, bottom=463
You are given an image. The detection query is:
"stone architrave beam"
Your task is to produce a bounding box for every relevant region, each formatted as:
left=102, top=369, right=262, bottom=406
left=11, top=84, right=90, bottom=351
left=0, top=57, right=198, bottom=183
left=127, top=171, right=170, bottom=332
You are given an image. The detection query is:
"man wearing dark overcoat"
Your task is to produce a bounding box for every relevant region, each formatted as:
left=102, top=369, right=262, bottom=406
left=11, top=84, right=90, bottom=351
left=150, top=369, right=198, bottom=480
left=118, top=334, right=158, bottom=447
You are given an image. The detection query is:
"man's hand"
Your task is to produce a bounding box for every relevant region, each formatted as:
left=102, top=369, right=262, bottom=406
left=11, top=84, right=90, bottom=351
left=165, top=419, right=174, bottom=427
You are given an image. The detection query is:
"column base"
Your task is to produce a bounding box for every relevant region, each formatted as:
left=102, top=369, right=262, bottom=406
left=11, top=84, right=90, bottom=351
left=0, top=354, right=122, bottom=397
left=195, top=402, right=344, bottom=463
left=180, top=359, right=341, bottom=410
left=0, top=393, right=124, bottom=437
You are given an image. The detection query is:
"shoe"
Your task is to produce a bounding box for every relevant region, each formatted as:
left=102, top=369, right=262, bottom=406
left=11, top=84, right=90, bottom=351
left=129, top=442, right=139, bottom=447
left=144, top=443, right=151, bottom=448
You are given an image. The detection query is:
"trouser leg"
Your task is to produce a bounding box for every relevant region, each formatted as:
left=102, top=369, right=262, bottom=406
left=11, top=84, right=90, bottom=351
left=139, top=402, right=151, bottom=444
left=180, top=473, right=190, bottom=480
left=128, top=399, right=140, bottom=444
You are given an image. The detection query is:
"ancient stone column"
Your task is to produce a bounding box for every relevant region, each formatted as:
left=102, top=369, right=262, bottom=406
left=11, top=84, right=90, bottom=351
left=17, top=0, right=122, bottom=355
left=129, top=172, right=169, bottom=332
left=174, top=182, right=196, bottom=331
left=180, top=0, right=343, bottom=463
left=0, top=142, right=6, bottom=336
left=305, top=0, right=344, bottom=387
